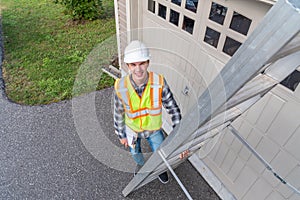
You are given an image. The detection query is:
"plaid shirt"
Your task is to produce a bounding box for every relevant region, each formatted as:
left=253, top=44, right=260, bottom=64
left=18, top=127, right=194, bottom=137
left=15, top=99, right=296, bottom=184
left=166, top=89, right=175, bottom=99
left=114, top=73, right=181, bottom=139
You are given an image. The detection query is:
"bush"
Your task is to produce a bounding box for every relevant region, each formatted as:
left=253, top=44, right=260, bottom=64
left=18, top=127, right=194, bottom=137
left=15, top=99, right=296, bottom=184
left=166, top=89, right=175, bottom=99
left=54, top=0, right=103, bottom=20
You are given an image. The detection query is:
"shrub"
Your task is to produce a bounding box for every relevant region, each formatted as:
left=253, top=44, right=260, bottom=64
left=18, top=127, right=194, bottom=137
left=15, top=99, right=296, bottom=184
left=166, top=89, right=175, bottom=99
left=54, top=0, right=103, bottom=20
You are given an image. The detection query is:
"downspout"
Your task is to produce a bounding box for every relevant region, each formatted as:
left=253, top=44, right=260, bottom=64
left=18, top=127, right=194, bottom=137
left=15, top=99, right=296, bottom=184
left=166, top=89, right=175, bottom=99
left=125, top=0, right=131, bottom=43
left=113, top=0, right=122, bottom=72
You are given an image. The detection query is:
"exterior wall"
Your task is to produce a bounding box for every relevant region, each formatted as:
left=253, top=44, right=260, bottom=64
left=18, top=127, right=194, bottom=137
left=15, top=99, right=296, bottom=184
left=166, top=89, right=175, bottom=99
left=116, top=0, right=300, bottom=199
left=204, top=84, right=300, bottom=199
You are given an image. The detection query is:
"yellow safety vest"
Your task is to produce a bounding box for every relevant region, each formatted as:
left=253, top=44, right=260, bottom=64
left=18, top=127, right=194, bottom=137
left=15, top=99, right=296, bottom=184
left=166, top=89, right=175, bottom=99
left=115, top=72, right=164, bottom=132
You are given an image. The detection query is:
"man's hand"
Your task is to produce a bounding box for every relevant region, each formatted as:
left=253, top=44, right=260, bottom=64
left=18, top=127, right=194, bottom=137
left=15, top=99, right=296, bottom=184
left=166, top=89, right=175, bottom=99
left=119, top=138, right=128, bottom=148
left=179, top=150, right=190, bottom=159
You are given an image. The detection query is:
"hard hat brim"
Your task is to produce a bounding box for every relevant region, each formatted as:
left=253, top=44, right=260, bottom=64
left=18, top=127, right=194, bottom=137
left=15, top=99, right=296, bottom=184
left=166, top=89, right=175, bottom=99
left=124, top=56, right=150, bottom=64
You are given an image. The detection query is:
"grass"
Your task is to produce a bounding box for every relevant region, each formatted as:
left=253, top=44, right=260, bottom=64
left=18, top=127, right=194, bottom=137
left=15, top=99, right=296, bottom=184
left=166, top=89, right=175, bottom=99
left=0, top=0, right=116, bottom=105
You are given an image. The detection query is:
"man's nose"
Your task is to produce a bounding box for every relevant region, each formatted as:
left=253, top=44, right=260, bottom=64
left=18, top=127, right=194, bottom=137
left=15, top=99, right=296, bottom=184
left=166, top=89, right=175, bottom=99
left=136, top=64, right=142, bottom=71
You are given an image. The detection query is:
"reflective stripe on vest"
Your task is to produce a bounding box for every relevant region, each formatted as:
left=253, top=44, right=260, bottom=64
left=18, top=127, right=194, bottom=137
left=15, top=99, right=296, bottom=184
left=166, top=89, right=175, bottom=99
left=115, top=72, right=163, bottom=132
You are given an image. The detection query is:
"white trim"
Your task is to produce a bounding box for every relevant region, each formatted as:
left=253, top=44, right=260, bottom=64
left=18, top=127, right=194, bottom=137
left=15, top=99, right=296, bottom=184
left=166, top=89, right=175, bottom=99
left=188, top=154, right=237, bottom=200
left=125, top=0, right=131, bottom=43
left=114, top=0, right=122, bottom=69
left=257, top=0, right=277, bottom=5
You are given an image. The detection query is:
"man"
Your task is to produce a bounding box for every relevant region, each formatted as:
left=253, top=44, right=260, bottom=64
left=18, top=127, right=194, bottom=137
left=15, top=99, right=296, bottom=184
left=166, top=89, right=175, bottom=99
left=114, top=40, right=182, bottom=184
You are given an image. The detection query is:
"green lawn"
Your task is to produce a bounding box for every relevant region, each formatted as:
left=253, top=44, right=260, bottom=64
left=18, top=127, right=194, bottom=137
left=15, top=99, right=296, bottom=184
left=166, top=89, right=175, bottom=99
left=0, top=0, right=116, bottom=105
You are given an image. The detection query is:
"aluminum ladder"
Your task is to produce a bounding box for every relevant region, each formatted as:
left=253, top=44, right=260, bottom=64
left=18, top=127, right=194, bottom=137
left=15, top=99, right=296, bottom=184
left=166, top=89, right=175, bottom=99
left=122, top=0, right=300, bottom=198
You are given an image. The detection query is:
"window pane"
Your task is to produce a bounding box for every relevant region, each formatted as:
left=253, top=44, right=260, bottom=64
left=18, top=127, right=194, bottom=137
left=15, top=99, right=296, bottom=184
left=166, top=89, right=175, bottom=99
left=204, top=27, right=220, bottom=48
left=148, top=0, right=155, bottom=13
left=170, top=9, right=180, bottom=26
left=185, top=0, right=198, bottom=13
left=158, top=4, right=167, bottom=19
left=171, top=0, right=181, bottom=6
left=230, top=12, right=252, bottom=35
left=209, top=2, right=227, bottom=25
left=182, top=16, right=194, bottom=34
left=280, top=70, right=300, bottom=91
left=223, top=37, right=242, bottom=56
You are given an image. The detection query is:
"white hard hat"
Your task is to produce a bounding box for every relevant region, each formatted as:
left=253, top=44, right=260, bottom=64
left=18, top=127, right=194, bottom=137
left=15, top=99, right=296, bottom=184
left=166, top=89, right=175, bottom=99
left=124, top=40, right=150, bottom=63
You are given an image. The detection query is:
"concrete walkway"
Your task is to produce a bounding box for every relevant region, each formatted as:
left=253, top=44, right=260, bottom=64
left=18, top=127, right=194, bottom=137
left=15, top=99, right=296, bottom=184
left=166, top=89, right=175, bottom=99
left=0, top=19, right=220, bottom=200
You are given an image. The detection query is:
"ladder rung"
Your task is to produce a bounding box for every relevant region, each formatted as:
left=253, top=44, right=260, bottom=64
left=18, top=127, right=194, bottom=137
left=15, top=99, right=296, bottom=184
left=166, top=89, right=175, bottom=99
left=217, top=74, right=276, bottom=115
left=265, top=50, right=300, bottom=81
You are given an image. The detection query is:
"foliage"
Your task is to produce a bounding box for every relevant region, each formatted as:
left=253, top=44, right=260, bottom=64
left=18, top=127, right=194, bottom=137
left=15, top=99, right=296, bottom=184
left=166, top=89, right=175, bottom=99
left=1, top=0, right=116, bottom=105
left=54, top=0, right=104, bottom=20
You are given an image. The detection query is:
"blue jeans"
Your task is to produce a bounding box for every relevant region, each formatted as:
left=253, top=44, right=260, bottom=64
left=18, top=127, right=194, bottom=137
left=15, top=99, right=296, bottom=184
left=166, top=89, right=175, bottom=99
left=129, top=129, right=165, bottom=166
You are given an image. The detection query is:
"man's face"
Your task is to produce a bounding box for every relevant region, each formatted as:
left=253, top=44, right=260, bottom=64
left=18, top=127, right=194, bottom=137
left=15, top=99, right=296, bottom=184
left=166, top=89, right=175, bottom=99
left=127, top=60, right=149, bottom=84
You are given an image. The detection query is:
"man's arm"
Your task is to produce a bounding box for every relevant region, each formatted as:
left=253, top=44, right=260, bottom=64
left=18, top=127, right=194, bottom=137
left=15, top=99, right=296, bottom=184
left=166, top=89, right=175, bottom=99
left=161, top=78, right=182, bottom=127
left=114, top=92, right=127, bottom=139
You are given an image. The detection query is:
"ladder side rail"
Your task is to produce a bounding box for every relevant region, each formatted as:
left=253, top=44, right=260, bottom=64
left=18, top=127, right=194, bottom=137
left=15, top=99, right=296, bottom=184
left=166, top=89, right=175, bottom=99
left=122, top=0, right=300, bottom=196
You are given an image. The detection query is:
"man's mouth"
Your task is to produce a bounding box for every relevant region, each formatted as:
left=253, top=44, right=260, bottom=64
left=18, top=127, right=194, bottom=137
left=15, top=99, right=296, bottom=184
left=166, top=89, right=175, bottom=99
left=135, top=71, right=143, bottom=77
